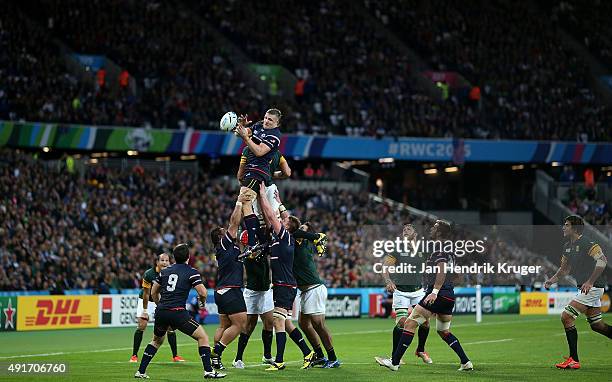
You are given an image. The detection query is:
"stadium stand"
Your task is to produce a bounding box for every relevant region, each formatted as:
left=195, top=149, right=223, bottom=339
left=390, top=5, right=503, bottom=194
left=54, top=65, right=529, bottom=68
left=365, top=0, right=611, bottom=141
left=1, top=0, right=610, bottom=141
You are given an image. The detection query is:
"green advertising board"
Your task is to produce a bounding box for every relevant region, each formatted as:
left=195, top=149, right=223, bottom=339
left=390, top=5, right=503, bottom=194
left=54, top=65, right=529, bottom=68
left=493, top=292, right=520, bottom=314
left=0, top=296, right=17, bottom=331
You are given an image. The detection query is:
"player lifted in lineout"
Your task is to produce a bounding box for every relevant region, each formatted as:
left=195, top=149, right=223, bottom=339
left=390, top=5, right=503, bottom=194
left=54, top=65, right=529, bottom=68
left=130, top=252, right=185, bottom=363
left=545, top=215, right=611, bottom=370
left=381, top=224, right=431, bottom=365
left=375, top=220, right=473, bottom=372
left=134, top=243, right=225, bottom=379
left=234, top=109, right=284, bottom=223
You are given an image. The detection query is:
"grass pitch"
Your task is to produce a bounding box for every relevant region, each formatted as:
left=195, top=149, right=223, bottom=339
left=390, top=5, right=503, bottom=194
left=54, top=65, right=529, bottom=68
left=1, top=314, right=610, bottom=381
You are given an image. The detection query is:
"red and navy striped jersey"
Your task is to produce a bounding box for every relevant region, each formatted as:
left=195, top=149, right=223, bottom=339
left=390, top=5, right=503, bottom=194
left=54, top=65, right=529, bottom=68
left=215, top=231, right=244, bottom=288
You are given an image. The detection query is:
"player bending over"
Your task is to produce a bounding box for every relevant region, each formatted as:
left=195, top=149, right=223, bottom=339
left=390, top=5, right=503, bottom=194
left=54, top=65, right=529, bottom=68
left=382, top=224, right=431, bottom=365
left=209, top=193, right=252, bottom=370
left=131, top=252, right=185, bottom=363
left=134, top=243, right=225, bottom=379
left=544, top=215, right=611, bottom=370
left=375, top=220, right=473, bottom=372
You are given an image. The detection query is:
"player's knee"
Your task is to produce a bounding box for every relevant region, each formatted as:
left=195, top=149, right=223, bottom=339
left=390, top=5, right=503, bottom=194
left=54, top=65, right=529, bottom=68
left=152, top=336, right=164, bottom=348
left=562, top=305, right=580, bottom=323
left=437, top=330, right=450, bottom=338
left=395, top=316, right=407, bottom=328
left=587, top=313, right=604, bottom=330
left=395, top=308, right=409, bottom=327
left=436, top=318, right=451, bottom=332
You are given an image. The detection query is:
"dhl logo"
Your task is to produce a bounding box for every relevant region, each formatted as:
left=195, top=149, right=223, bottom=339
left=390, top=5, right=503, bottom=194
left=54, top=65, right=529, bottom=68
left=24, top=299, right=92, bottom=326
left=524, top=299, right=545, bottom=307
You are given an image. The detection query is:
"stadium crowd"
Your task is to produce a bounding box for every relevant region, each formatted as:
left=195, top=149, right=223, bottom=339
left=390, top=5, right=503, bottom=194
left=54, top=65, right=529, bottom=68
left=0, top=150, right=557, bottom=292
left=365, top=0, right=611, bottom=141
left=4, top=1, right=610, bottom=141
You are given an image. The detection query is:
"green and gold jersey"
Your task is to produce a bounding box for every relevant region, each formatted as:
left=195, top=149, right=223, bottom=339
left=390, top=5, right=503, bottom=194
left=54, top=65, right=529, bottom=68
left=386, top=249, right=426, bottom=293
left=139, top=267, right=160, bottom=301
left=293, top=239, right=323, bottom=287
left=244, top=248, right=271, bottom=291
left=562, top=235, right=606, bottom=288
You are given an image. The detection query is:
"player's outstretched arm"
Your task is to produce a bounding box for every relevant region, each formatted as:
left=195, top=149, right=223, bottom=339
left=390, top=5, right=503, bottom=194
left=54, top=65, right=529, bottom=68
left=150, top=281, right=161, bottom=304
left=228, top=195, right=246, bottom=238
left=259, top=183, right=281, bottom=234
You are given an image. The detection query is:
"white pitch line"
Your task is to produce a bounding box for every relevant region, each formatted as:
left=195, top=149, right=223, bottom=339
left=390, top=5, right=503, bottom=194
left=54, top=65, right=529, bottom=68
left=0, top=317, right=555, bottom=360
left=461, top=338, right=512, bottom=345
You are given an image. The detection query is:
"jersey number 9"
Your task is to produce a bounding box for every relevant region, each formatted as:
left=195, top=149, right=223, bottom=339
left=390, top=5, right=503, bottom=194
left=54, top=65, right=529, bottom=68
left=167, top=274, right=178, bottom=291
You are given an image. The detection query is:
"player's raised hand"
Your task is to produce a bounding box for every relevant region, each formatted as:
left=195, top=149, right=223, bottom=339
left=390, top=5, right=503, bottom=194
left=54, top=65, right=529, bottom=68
left=423, top=292, right=437, bottom=305
left=237, top=114, right=251, bottom=127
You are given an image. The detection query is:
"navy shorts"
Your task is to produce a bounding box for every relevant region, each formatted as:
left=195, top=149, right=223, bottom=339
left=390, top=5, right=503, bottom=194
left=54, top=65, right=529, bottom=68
left=241, top=172, right=270, bottom=191
left=418, top=288, right=455, bottom=315
left=272, top=285, right=297, bottom=311
left=154, top=309, right=200, bottom=337
left=215, top=287, right=247, bottom=315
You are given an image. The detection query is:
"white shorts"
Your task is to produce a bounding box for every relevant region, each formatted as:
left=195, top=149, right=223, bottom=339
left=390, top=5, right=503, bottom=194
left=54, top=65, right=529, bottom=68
left=244, top=288, right=274, bottom=315
left=136, top=298, right=156, bottom=320
left=392, top=289, right=425, bottom=310
left=573, top=287, right=605, bottom=308
left=252, top=184, right=281, bottom=216
left=299, top=285, right=327, bottom=315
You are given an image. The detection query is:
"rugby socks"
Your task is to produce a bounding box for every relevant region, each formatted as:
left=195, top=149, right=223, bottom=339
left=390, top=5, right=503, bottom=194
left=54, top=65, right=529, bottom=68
left=199, top=346, right=213, bottom=372
left=262, top=329, right=273, bottom=359
left=235, top=333, right=250, bottom=361
left=138, top=344, right=158, bottom=374
left=244, top=214, right=259, bottom=245
left=288, top=328, right=311, bottom=357
left=167, top=331, right=178, bottom=357
left=416, top=324, right=430, bottom=353
left=565, top=326, right=579, bottom=361
left=275, top=331, right=287, bottom=363
left=440, top=332, right=470, bottom=364
left=313, top=345, right=325, bottom=359
left=325, top=346, right=337, bottom=362
left=391, top=330, right=414, bottom=365
left=392, top=326, right=402, bottom=356
left=132, top=329, right=144, bottom=356
left=213, top=341, right=227, bottom=357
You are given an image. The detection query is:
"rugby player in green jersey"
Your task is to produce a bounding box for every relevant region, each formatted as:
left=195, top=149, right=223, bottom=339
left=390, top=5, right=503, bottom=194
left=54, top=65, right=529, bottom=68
left=545, top=215, right=611, bottom=370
